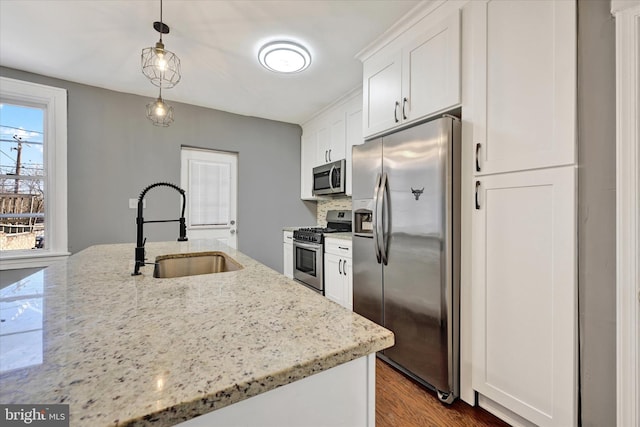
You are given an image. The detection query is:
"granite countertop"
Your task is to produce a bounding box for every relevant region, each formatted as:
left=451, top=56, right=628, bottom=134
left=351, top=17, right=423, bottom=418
left=0, top=240, right=393, bottom=426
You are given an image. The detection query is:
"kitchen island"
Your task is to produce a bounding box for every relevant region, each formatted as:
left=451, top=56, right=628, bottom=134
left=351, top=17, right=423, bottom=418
left=0, top=240, right=393, bottom=426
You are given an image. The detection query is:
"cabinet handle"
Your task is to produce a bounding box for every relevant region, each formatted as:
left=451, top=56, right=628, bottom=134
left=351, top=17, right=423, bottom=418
left=338, top=246, right=349, bottom=250
left=325, top=150, right=328, bottom=162
left=394, top=101, right=400, bottom=123
left=475, top=143, right=481, bottom=172
left=339, top=259, right=343, bottom=275
left=342, top=259, right=347, bottom=276
left=475, top=181, right=481, bottom=210
left=328, top=149, right=332, bottom=162
left=402, top=97, right=408, bottom=120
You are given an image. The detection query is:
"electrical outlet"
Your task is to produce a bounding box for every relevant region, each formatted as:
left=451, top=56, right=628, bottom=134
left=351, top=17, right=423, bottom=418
left=129, top=199, right=146, bottom=209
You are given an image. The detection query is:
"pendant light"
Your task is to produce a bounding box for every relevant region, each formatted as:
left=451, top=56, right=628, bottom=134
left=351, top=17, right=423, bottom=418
left=141, top=0, right=181, bottom=88
left=146, top=87, right=174, bottom=127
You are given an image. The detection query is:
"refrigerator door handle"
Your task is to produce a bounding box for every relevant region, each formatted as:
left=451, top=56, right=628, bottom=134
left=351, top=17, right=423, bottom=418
left=373, top=173, right=383, bottom=263
left=380, top=172, right=390, bottom=265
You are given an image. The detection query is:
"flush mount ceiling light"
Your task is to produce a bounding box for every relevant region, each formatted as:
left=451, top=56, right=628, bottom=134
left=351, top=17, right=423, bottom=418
left=146, top=88, right=174, bottom=127
left=141, top=0, right=181, bottom=88
left=258, top=41, right=311, bottom=73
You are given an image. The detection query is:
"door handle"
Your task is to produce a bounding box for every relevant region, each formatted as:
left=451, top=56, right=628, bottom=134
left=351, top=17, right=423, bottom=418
left=475, top=181, right=481, bottom=210
left=372, top=173, right=382, bottom=263
left=475, top=143, right=481, bottom=172
left=402, top=97, right=408, bottom=120
left=380, top=172, right=390, bottom=266
left=339, top=259, right=343, bottom=275
left=342, top=259, right=347, bottom=276
left=394, top=101, right=400, bottom=123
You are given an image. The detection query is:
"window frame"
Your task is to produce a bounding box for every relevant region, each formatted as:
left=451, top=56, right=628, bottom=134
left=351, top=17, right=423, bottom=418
left=0, top=77, right=68, bottom=269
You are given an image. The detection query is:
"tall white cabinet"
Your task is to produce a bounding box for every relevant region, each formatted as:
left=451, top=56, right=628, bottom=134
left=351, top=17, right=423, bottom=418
left=470, top=1, right=577, bottom=426
left=357, top=1, right=578, bottom=426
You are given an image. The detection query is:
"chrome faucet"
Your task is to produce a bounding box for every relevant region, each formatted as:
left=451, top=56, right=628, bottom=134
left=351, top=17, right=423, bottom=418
left=132, top=182, right=188, bottom=276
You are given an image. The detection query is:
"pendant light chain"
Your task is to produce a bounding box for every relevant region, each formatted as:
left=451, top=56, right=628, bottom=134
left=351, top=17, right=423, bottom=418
left=142, top=0, right=180, bottom=126
left=159, top=0, right=163, bottom=43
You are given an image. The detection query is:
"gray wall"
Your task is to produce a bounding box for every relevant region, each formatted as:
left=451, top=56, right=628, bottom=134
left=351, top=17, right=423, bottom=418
left=577, top=1, right=616, bottom=425
left=0, top=66, right=316, bottom=272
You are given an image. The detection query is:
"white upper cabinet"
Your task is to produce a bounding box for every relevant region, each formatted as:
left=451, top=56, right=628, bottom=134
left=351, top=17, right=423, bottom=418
left=317, top=109, right=346, bottom=164
left=362, top=9, right=461, bottom=138
left=363, top=51, right=403, bottom=137
left=472, top=0, right=576, bottom=175
left=401, top=10, right=461, bottom=124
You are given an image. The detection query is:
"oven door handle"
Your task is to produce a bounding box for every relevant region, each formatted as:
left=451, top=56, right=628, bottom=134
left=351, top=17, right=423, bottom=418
left=293, top=241, right=322, bottom=250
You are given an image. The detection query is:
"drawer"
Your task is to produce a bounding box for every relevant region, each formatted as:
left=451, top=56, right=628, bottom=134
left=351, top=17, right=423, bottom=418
left=325, top=238, right=352, bottom=257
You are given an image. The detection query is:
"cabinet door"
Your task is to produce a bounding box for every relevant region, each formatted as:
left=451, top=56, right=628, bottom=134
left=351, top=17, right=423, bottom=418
left=471, top=166, right=576, bottom=427
left=283, top=232, right=293, bottom=279
left=472, top=0, right=576, bottom=175
left=401, top=9, right=461, bottom=123
left=345, top=96, right=363, bottom=196
left=343, top=256, right=353, bottom=310
left=329, top=111, right=346, bottom=163
left=316, top=125, right=331, bottom=164
left=324, top=253, right=344, bottom=306
left=300, top=131, right=317, bottom=200
left=362, top=50, right=402, bottom=138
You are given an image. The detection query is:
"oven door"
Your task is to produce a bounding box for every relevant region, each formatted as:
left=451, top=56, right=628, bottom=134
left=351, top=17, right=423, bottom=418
left=293, top=240, right=324, bottom=294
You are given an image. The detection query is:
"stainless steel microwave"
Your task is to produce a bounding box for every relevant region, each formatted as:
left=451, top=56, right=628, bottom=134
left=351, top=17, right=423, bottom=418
left=312, top=159, right=345, bottom=196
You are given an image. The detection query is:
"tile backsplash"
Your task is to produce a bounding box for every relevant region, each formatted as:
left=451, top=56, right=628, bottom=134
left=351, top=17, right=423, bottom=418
left=317, top=197, right=352, bottom=226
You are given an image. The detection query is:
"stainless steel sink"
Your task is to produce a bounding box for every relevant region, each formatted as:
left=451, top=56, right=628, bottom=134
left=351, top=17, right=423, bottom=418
left=153, top=251, right=243, bottom=278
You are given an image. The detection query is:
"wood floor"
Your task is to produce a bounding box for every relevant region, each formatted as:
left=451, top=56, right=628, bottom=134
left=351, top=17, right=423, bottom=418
left=376, top=359, right=510, bottom=427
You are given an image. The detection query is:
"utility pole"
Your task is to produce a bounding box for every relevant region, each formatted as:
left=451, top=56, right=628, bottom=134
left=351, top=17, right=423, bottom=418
left=12, top=135, right=22, bottom=194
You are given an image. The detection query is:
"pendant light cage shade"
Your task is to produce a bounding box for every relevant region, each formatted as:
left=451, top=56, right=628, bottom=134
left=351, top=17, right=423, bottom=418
left=141, top=42, right=181, bottom=89
left=146, top=96, right=174, bottom=127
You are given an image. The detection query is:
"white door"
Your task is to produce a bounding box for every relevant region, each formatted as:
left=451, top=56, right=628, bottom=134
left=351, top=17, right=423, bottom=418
left=471, top=166, right=577, bottom=427
left=362, top=50, right=402, bottom=138
left=471, top=0, right=576, bottom=175
left=401, top=9, right=461, bottom=123
left=180, top=148, right=238, bottom=248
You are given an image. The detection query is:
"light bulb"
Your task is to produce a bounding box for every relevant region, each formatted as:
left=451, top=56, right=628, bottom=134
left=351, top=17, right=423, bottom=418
left=157, top=57, right=167, bottom=72
left=155, top=102, right=166, bottom=117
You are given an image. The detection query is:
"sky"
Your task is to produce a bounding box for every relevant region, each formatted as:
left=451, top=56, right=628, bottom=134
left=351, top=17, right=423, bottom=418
left=0, top=102, right=44, bottom=176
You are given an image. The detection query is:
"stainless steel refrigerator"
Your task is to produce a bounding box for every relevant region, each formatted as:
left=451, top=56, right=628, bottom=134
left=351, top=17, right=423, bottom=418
left=352, top=116, right=460, bottom=403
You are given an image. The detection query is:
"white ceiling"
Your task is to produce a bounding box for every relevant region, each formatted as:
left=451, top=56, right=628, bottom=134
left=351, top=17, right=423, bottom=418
left=0, top=0, right=421, bottom=124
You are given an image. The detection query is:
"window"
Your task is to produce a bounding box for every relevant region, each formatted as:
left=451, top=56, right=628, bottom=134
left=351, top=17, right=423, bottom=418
left=0, top=77, right=68, bottom=269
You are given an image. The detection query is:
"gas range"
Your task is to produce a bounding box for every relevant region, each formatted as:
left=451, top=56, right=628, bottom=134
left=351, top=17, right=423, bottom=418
left=292, top=210, right=352, bottom=294
left=293, top=227, right=343, bottom=244
left=293, top=211, right=352, bottom=244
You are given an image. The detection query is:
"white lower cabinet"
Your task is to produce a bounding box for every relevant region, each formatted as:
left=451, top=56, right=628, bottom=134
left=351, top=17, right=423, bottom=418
left=471, top=166, right=577, bottom=427
left=283, top=231, right=293, bottom=279
left=324, top=238, right=353, bottom=310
